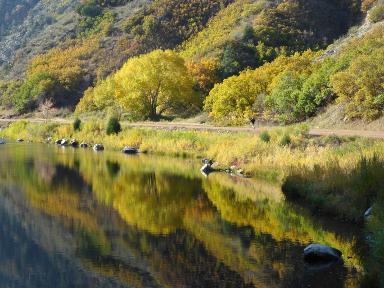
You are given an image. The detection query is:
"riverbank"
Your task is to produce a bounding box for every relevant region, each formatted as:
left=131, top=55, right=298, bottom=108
left=0, top=121, right=381, bottom=169
left=1, top=119, right=384, bottom=286
left=1, top=120, right=384, bottom=217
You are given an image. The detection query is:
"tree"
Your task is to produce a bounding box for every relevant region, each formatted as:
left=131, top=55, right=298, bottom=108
left=39, top=98, right=54, bottom=122
left=106, top=116, right=121, bottom=135
left=114, top=50, right=197, bottom=120
left=332, top=47, right=384, bottom=120
left=186, top=58, right=219, bottom=96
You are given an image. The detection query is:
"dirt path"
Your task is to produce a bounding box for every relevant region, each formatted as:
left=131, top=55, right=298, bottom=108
left=1, top=118, right=384, bottom=139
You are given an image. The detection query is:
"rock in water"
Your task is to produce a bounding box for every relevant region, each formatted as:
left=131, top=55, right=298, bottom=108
left=80, top=143, right=88, bottom=148
left=60, top=139, right=69, bottom=146
left=16, top=139, right=24, bottom=142
left=70, top=140, right=79, bottom=147
left=122, top=147, right=139, bottom=154
left=304, top=244, right=342, bottom=262
left=55, top=139, right=62, bottom=145
left=0, top=139, right=5, bottom=144
left=93, top=144, right=104, bottom=151
left=200, top=164, right=213, bottom=176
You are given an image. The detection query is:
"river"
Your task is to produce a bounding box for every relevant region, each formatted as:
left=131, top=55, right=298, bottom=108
left=0, top=143, right=365, bottom=287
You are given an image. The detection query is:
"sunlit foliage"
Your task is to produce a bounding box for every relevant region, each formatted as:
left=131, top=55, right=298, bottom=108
left=114, top=50, right=197, bottom=120
left=13, top=39, right=98, bottom=113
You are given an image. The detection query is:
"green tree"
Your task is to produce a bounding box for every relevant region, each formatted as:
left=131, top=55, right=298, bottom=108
left=73, top=118, right=82, bottom=131
left=106, top=116, right=121, bottom=135
left=114, top=50, right=197, bottom=120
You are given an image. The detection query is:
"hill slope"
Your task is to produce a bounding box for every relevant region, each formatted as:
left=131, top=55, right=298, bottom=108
left=0, top=0, right=381, bottom=122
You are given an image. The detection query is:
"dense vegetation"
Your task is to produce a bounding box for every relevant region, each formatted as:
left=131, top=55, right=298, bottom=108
left=2, top=0, right=379, bottom=122
left=204, top=26, right=384, bottom=124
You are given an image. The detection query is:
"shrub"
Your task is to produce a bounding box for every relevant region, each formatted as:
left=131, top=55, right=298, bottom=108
left=279, top=134, right=291, bottom=147
left=73, top=118, right=82, bottom=131
left=259, top=131, right=271, bottom=143
left=106, top=117, right=121, bottom=135
left=76, top=0, right=103, bottom=17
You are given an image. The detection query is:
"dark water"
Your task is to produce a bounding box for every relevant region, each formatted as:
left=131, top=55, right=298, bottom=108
left=0, top=143, right=364, bottom=288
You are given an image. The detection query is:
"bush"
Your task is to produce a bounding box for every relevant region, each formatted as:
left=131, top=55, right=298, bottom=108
left=76, top=0, right=103, bottom=17
left=106, top=117, right=121, bottom=135
left=279, top=134, right=291, bottom=146
left=259, top=131, right=271, bottom=143
left=73, top=118, right=82, bottom=131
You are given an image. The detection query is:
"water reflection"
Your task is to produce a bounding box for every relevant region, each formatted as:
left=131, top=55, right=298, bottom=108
left=0, top=144, right=363, bottom=287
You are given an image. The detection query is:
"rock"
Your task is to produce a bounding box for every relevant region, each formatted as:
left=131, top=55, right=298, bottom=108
left=93, top=144, right=104, bottom=151
left=80, top=143, right=88, bottom=148
left=237, top=169, right=244, bottom=175
left=55, top=139, right=62, bottom=145
left=364, top=207, right=373, bottom=220
left=200, top=164, right=213, bottom=176
left=304, top=244, right=342, bottom=262
left=16, top=138, right=24, bottom=142
left=60, top=139, right=68, bottom=146
left=70, top=140, right=79, bottom=147
left=202, top=158, right=213, bottom=165
left=0, top=139, right=5, bottom=144
left=122, top=147, right=139, bottom=154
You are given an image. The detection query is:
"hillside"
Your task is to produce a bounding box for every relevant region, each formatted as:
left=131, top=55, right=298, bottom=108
left=0, top=0, right=383, bottom=125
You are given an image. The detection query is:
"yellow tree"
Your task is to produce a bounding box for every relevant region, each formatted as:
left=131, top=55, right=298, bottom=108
left=114, top=50, right=197, bottom=120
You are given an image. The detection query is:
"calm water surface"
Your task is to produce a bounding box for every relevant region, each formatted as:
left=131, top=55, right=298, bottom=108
left=0, top=143, right=365, bottom=287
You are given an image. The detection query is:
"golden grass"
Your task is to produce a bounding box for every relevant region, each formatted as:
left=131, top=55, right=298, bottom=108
left=2, top=120, right=384, bottom=182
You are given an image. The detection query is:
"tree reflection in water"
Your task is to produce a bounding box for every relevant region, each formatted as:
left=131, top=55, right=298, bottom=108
left=0, top=144, right=364, bottom=288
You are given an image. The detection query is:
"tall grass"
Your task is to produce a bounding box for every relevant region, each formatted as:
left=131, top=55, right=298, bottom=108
left=283, top=155, right=384, bottom=221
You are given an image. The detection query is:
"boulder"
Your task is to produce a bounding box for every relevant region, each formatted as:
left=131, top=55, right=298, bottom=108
left=122, top=147, right=139, bottom=154
left=304, top=244, right=342, bottom=262
left=80, top=143, right=88, bottom=148
left=93, top=144, right=104, bottom=151
left=16, top=139, right=24, bottom=142
left=55, top=139, right=62, bottom=145
left=60, top=139, right=69, bottom=146
left=70, top=140, right=79, bottom=148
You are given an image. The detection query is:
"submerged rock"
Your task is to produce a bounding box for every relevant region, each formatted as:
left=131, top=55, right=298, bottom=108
left=122, top=147, right=139, bottom=154
left=93, top=144, right=104, bottom=151
left=304, top=244, right=342, bottom=262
